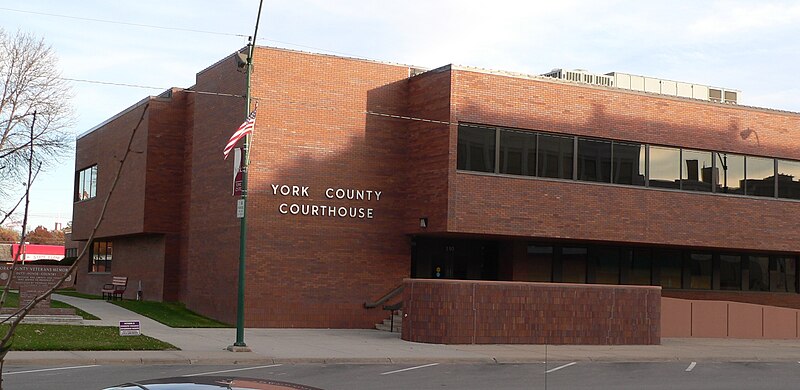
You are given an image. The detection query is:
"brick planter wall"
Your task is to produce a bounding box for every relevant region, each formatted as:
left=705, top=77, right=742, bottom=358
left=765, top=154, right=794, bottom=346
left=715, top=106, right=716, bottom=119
left=401, top=279, right=661, bottom=345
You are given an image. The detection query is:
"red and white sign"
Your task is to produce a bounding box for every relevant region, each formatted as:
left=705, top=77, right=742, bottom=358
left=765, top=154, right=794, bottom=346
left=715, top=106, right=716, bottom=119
left=10, top=244, right=64, bottom=262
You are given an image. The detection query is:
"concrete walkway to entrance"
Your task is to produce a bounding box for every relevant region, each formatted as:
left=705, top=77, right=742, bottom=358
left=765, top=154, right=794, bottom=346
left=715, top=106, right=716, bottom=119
left=5, top=294, right=800, bottom=365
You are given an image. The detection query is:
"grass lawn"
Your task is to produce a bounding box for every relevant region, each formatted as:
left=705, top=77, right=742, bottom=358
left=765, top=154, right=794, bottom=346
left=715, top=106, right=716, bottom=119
left=2, top=292, right=100, bottom=320
left=112, top=300, right=231, bottom=328
left=57, top=289, right=230, bottom=328
left=1, top=324, right=177, bottom=351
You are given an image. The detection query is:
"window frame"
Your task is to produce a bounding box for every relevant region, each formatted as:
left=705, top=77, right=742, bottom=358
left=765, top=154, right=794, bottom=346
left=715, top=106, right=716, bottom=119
left=89, top=239, right=112, bottom=273
left=74, top=164, right=98, bottom=202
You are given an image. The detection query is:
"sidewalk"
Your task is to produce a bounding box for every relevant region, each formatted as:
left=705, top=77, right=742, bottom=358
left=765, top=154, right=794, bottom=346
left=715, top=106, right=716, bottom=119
left=6, top=294, right=800, bottom=365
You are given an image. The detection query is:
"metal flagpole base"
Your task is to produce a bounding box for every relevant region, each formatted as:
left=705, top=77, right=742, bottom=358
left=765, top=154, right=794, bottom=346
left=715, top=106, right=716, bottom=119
left=226, top=344, right=252, bottom=352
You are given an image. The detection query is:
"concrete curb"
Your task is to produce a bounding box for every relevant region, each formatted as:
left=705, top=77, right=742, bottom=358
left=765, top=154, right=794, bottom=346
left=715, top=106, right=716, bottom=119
left=8, top=353, right=800, bottom=366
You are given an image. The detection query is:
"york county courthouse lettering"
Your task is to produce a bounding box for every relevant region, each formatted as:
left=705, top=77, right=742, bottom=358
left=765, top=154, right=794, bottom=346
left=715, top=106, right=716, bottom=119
left=72, top=47, right=800, bottom=344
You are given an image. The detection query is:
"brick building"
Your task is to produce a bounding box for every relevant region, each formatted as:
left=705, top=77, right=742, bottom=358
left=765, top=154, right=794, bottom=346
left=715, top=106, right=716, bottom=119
left=72, top=47, right=800, bottom=334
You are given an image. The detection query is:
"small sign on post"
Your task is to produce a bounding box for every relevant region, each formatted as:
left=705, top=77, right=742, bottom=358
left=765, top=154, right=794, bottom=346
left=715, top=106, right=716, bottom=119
left=236, top=199, right=245, bottom=218
left=119, top=320, right=141, bottom=336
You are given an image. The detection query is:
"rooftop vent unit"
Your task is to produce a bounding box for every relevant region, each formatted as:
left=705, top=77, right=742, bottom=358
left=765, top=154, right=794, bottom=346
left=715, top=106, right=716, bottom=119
left=542, top=68, right=739, bottom=104
left=543, top=68, right=613, bottom=87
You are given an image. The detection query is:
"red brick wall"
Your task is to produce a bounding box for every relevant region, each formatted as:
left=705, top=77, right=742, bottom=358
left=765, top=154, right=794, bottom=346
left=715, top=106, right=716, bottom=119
left=238, top=47, right=413, bottom=327
left=182, top=51, right=246, bottom=323
left=404, top=67, right=452, bottom=233
left=72, top=102, right=149, bottom=241
left=144, top=89, right=189, bottom=234
left=75, top=235, right=165, bottom=300
left=447, top=69, right=800, bottom=253
left=73, top=92, right=188, bottom=301
left=402, top=278, right=661, bottom=344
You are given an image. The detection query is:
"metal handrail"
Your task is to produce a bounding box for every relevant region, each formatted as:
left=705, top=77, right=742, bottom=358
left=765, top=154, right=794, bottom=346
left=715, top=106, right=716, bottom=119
left=364, top=284, right=404, bottom=309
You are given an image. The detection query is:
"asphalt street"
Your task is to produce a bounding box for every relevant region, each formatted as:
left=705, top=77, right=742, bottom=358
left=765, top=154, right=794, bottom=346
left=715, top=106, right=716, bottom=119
left=5, top=361, right=800, bottom=390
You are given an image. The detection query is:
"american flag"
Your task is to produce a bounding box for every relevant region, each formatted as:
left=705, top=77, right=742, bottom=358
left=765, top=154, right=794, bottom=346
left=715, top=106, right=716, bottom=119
left=223, top=107, right=257, bottom=160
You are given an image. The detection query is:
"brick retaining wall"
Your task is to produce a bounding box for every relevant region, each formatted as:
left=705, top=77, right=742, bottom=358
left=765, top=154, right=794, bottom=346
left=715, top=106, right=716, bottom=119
left=401, top=278, right=661, bottom=345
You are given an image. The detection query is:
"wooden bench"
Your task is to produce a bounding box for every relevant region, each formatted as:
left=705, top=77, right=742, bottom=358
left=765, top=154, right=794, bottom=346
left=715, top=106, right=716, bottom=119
left=101, top=276, right=128, bottom=300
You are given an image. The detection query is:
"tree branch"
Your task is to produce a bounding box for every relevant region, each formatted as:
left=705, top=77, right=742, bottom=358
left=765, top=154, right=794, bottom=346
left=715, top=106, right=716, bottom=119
left=0, top=104, right=149, bottom=377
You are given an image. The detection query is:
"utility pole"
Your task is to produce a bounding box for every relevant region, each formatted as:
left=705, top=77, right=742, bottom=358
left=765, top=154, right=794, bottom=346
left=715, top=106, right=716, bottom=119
left=230, top=0, right=264, bottom=351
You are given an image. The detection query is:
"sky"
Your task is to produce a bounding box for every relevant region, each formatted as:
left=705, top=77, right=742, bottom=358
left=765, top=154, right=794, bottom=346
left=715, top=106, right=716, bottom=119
left=1, top=0, right=799, bottom=232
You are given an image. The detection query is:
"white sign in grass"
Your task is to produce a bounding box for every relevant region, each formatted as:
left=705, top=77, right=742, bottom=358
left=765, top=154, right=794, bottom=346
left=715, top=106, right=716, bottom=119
left=119, top=320, right=141, bottom=336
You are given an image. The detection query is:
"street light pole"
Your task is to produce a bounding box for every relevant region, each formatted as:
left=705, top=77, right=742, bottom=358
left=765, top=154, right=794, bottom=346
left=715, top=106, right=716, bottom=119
left=230, top=0, right=264, bottom=351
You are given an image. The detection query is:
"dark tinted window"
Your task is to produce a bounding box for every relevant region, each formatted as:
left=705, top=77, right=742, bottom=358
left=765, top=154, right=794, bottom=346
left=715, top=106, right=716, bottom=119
left=655, top=249, right=682, bottom=288
left=746, top=156, right=775, bottom=197
left=526, top=245, right=553, bottom=282
left=715, top=153, right=745, bottom=194
left=538, top=134, right=573, bottom=179
left=771, top=257, right=796, bottom=293
left=562, top=247, right=587, bottom=283
left=457, top=125, right=495, bottom=172
left=629, top=249, right=652, bottom=285
left=748, top=255, right=769, bottom=291
left=591, top=247, right=619, bottom=284
left=682, top=149, right=713, bottom=192
left=649, top=146, right=680, bottom=189
left=688, top=253, right=712, bottom=289
left=777, top=160, right=800, bottom=200
left=613, top=142, right=645, bottom=185
left=719, top=255, right=742, bottom=290
left=499, top=130, right=536, bottom=176
left=577, top=138, right=611, bottom=183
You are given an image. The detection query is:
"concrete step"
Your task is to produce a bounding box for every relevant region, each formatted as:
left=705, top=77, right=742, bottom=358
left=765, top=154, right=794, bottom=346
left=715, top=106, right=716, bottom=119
left=375, top=311, right=402, bottom=332
left=375, top=322, right=402, bottom=332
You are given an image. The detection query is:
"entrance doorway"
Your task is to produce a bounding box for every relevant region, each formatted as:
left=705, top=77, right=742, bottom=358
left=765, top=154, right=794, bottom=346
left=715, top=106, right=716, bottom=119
left=411, top=237, right=498, bottom=280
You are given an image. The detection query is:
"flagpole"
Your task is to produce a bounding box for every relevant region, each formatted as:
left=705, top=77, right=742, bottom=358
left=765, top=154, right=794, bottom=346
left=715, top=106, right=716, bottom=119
left=231, top=0, right=264, bottom=350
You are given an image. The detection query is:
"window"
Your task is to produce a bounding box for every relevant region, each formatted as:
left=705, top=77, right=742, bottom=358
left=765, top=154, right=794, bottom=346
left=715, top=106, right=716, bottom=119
left=612, top=142, right=645, bottom=185
left=457, top=125, right=495, bottom=173
left=65, top=248, right=78, bottom=258
left=746, top=156, right=775, bottom=197
left=457, top=123, right=800, bottom=204
left=715, top=153, right=745, bottom=194
left=748, top=255, right=769, bottom=291
left=499, top=130, right=536, bottom=176
left=537, top=133, right=573, bottom=179
left=681, top=149, right=713, bottom=192
left=655, top=249, right=682, bottom=288
left=577, top=138, right=611, bottom=183
left=688, top=253, right=712, bottom=289
left=648, top=146, right=680, bottom=189
left=526, top=245, right=553, bottom=282
left=628, top=249, right=652, bottom=285
left=719, top=255, right=742, bottom=290
left=90, top=240, right=112, bottom=273
left=561, top=247, right=587, bottom=283
left=777, top=160, right=800, bottom=200
left=590, top=247, right=620, bottom=284
left=75, top=165, right=98, bottom=201
left=770, top=257, right=797, bottom=293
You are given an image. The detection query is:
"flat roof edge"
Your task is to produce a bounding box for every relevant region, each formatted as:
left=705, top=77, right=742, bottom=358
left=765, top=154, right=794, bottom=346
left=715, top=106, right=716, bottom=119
left=77, top=89, right=179, bottom=140
left=450, top=65, right=800, bottom=117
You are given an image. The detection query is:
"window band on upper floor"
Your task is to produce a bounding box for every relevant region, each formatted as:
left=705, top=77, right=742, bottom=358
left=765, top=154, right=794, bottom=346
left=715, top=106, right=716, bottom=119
left=456, top=123, right=800, bottom=201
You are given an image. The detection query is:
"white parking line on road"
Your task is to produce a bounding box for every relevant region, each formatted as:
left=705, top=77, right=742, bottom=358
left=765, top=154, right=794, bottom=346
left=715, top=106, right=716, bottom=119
left=380, top=363, right=440, bottom=375
left=183, top=364, right=283, bottom=377
left=545, top=362, right=577, bottom=374
left=5, top=365, right=100, bottom=376
left=685, top=362, right=697, bottom=372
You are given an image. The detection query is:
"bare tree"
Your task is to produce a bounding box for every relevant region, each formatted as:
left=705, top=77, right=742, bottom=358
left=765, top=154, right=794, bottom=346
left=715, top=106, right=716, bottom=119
left=0, top=28, right=73, bottom=201
left=0, top=104, right=148, bottom=389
